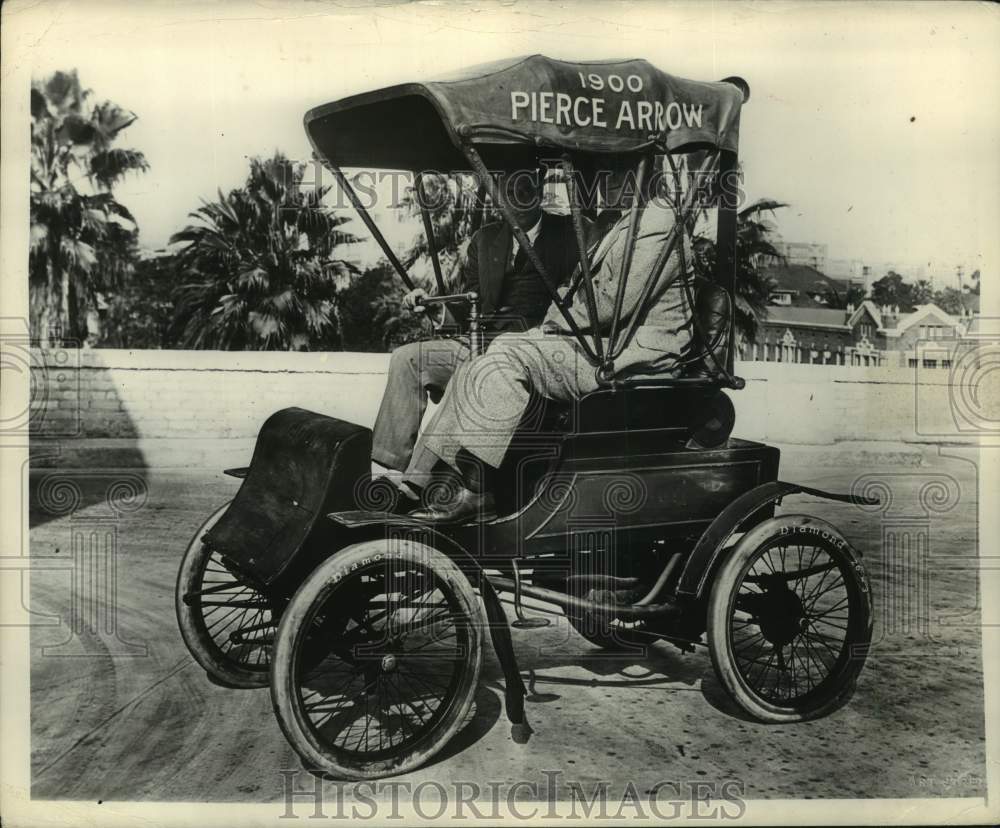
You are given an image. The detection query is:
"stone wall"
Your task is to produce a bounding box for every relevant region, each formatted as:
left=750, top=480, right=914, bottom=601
left=28, top=348, right=986, bottom=469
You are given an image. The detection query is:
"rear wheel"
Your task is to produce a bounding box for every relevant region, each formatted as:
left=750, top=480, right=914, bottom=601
left=707, top=515, right=873, bottom=722
left=271, top=540, right=484, bottom=779
left=175, top=502, right=275, bottom=688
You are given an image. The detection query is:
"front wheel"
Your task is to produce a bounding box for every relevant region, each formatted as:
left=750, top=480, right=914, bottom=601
left=271, top=540, right=484, bottom=779
left=707, top=515, right=873, bottom=723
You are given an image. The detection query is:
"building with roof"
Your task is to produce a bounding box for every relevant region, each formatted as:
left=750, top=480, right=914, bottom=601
left=738, top=299, right=980, bottom=368
left=760, top=264, right=851, bottom=308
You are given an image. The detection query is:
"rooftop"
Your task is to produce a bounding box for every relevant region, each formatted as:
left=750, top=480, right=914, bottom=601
left=761, top=264, right=851, bottom=298
left=765, top=306, right=849, bottom=328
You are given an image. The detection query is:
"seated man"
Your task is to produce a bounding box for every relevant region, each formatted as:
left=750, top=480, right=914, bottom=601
left=370, top=171, right=586, bottom=503
left=407, top=168, right=694, bottom=522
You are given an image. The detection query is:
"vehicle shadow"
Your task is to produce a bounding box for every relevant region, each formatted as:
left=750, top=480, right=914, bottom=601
left=484, top=634, right=707, bottom=705
left=28, top=467, right=150, bottom=529
left=299, top=684, right=503, bottom=781
left=28, top=349, right=148, bottom=529
left=428, top=684, right=503, bottom=764
left=698, top=672, right=756, bottom=721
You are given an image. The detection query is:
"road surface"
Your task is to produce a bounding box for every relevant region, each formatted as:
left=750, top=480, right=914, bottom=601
left=27, top=448, right=986, bottom=805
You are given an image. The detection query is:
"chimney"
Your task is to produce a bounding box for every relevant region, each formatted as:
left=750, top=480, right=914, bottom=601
left=847, top=302, right=855, bottom=314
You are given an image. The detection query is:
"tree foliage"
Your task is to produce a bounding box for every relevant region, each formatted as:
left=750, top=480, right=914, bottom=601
left=823, top=284, right=868, bottom=310
left=869, top=271, right=936, bottom=312
left=30, top=70, right=149, bottom=345
left=932, top=286, right=967, bottom=316
left=170, top=154, right=360, bottom=350
left=400, top=173, right=496, bottom=288
left=336, top=264, right=427, bottom=351
left=97, top=253, right=178, bottom=348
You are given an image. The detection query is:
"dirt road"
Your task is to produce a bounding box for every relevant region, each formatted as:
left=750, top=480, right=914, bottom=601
left=27, top=448, right=986, bottom=804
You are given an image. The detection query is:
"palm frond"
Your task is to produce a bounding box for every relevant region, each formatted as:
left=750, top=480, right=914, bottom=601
left=89, top=148, right=149, bottom=189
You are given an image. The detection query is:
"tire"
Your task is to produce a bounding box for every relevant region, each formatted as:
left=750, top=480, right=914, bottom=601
left=175, top=501, right=275, bottom=688
left=271, top=540, right=484, bottom=779
left=707, top=515, right=873, bottom=723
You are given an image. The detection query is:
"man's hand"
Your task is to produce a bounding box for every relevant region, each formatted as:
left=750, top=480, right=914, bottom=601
left=402, top=288, right=429, bottom=313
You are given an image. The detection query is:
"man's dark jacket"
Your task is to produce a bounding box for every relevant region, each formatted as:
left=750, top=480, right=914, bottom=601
left=455, top=213, right=587, bottom=337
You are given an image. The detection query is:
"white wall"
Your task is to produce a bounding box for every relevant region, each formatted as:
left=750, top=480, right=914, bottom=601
left=29, top=349, right=985, bottom=469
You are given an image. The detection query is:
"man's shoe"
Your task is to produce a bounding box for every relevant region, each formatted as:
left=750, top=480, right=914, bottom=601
left=407, top=486, right=496, bottom=524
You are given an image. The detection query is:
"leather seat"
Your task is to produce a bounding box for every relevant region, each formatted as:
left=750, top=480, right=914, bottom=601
left=681, top=280, right=731, bottom=379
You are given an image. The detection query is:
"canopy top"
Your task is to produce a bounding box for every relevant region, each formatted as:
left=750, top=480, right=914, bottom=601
left=305, top=55, right=748, bottom=170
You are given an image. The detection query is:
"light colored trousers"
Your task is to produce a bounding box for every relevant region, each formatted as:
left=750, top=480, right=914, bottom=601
left=371, top=338, right=471, bottom=477
left=411, top=329, right=600, bottom=476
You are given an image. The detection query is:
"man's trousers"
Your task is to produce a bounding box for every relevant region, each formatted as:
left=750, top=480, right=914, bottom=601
left=410, top=330, right=599, bottom=476
left=371, top=338, right=471, bottom=478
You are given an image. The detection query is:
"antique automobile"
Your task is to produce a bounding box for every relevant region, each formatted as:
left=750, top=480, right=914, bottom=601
left=175, top=56, right=875, bottom=780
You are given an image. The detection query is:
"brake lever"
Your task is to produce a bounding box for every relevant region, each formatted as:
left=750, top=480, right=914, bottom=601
left=417, top=291, right=478, bottom=306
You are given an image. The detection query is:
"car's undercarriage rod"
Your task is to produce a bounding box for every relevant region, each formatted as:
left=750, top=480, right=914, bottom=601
left=489, top=575, right=681, bottom=620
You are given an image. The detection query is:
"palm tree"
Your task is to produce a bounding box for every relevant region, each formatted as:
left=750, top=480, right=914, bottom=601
left=170, top=153, right=360, bottom=350
left=30, top=70, right=149, bottom=345
left=400, top=173, right=495, bottom=290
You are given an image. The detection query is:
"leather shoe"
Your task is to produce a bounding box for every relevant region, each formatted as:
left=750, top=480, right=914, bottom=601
left=408, top=486, right=496, bottom=524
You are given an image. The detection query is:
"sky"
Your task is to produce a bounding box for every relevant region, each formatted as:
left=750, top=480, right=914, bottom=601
left=15, top=0, right=1000, bottom=282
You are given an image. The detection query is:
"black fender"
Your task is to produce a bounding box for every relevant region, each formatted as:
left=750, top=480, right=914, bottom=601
left=675, top=481, right=879, bottom=600
left=327, top=510, right=527, bottom=725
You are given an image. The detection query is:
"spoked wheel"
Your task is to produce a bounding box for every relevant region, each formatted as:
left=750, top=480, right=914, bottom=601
left=707, top=515, right=873, bottom=722
left=175, top=501, right=276, bottom=688
left=271, top=540, right=484, bottom=780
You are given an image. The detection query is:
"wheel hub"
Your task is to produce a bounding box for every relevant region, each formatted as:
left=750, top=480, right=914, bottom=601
left=754, top=581, right=806, bottom=646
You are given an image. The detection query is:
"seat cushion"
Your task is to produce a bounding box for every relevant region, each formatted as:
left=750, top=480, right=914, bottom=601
left=683, top=281, right=731, bottom=377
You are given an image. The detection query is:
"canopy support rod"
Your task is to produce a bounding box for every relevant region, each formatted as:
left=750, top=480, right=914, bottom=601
left=605, top=154, right=649, bottom=361
left=611, top=225, right=681, bottom=363
left=328, top=164, right=415, bottom=291
left=459, top=143, right=599, bottom=364
left=561, top=156, right=605, bottom=363
left=469, top=182, right=488, bottom=236
left=715, top=150, right=740, bottom=376
left=414, top=173, right=446, bottom=294
left=610, top=152, right=715, bottom=363
left=665, top=150, right=738, bottom=384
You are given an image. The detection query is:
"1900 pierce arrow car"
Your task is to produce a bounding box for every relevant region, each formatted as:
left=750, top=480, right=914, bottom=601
left=175, top=56, right=876, bottom=780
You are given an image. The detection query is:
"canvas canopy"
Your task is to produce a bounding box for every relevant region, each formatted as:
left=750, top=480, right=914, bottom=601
left=305, top=55, right=748, bottom=170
